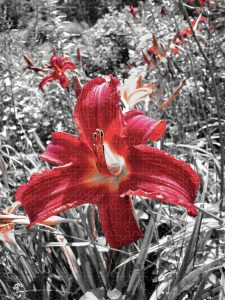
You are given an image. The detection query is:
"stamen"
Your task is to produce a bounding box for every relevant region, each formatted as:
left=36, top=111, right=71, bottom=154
left=93, top=132, right=97, bottom=140
left=92, top=129, right=124, bottom=177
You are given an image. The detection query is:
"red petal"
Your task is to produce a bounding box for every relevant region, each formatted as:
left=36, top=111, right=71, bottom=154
left=199, top=16, right=208, bottom=22
left=40, top=132, right=92, bottom=166
left=15, top=163, right=107, bottom=225
left=74, top=76, right=123, bottom=146
left=124, top=110, right=166, bottom=144
left=39, top=73, right=55, bottom=91
left=98, top=193, right=143, bottom=248
left=50, top=52, right=60, bottom=67
left=62, top=61, right=76, bottom=71
left=171, top=47, right=179, bottom=54
left=124, top=145, right=200, bottom=216
left=59, top=73, right=69, bottom=88
left=130, top=4, right=137, bottom=18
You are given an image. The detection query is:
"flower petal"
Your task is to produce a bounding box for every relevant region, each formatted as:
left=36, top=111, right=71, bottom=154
left=98, top=193, right=143, bottom=248
left=39, top=73, right=55, bottom=91
left=49, top=51, right=59, bottom=66
left=124, top=110, right=166, bottom=144
left=74, top=76, right=123, bottom=145
left=59, top=73, right=69, bottom=88
left=15, top=163, right=107, bottom=225
left=124, top=145, right=200, bottom=216
left=126, top=88, right=155, bottom=108
left=120, top=74, right=141, bottom=100
left=62, top=61, right=76, bottom=71
left=40, top=132, right=92, bottom=166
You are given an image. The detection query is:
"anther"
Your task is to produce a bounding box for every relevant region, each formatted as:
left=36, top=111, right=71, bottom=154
left=93, top=132, right=97, bottom=140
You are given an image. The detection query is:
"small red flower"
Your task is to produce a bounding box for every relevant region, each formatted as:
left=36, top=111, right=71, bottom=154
left=171, top=47, right=179, bottom=54
left=173, top=16, right=208, bottom=46
left=16, top=76, right=200, bottom=248
left=130, top=4, right=138, bottom=18
left=187, top=0, right=212, bottom=5
left=147, top=35, right=167, bottom=60
left=39, top=51, right=76, bottom=91
left=198, top=0, right=214, bottom=6
left=72, top=75, right=83, bottom=98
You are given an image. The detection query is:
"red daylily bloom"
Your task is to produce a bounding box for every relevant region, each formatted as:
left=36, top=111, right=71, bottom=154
left=39, top=51, right=76, bottom=91
left=173, top=16, right=208, bottom=46
left=147, top=35, right=167, bottom=60
left=15, top=76, right=200, bottom=248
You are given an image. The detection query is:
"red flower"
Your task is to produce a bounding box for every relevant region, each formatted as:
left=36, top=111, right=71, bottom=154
left=147, top=35, right=167, bottom=60
left=199, top=0, right=215, bottom=6
left=39, top=51, right=76, bottom=91
left=173, top=16, right=207, bottom=47
left=130, top=4, right=137, bottom=18
left=15, top=76, right=200, bottom=248
left=187, top=0, right=212, bottom=5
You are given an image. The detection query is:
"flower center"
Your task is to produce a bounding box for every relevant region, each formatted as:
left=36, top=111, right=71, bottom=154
left=92, top=129, right=124, bottom=177
left=103, top=142, right=124, bottom=176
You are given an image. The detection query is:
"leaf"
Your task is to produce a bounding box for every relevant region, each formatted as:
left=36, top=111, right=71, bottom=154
left=45, top=242, right=91, bottom=247
left=79, top=292, right=99, bottom=300
left=169, top=258, right=225, bottom=299
left=107, top=289, right=122, bottom=300
left=79, top=287, right=105, bottom=300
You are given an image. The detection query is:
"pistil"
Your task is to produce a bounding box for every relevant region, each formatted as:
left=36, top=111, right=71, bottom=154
left=92, top=129, right=123, bottom=177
